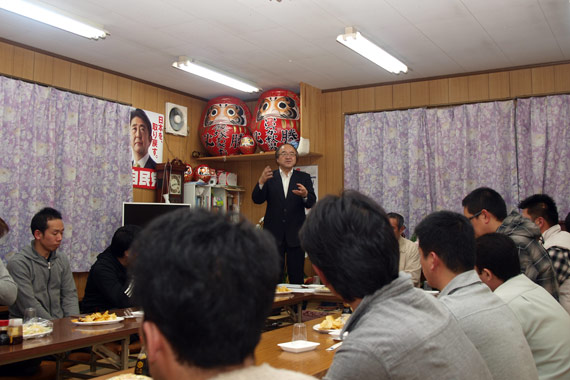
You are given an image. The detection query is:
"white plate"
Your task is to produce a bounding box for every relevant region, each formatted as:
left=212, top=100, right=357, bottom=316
left=278, top=340, right=320, bottom=353
left=275, top=291, right=293, bottom=295
left=314, top=287, right=332, bottom=293
left=71, top=316, right=124, bottom=326
left=130, top=311, right=144, bottom=318
left=423, top=290, right=440, bottom=297
left=313, top=323, right=342, bottom=334
left=24, top=329, right=53, bottom=340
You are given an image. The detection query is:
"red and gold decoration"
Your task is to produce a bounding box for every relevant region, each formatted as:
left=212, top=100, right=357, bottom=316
left=193, top=164, right=212, bottom=183
left=251, top=89, right=300, bottom=152
left=184, top=164, right=193, bottom=183
left=239, top=135, right=256, bottom=155
left=199, top=96, right=253, bottom=156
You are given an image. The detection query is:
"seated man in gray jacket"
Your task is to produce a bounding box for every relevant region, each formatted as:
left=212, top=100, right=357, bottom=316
left=8, top=207, right=79, bottom=319
left=415, top=211, right=538, bottom=380
left=299, top=191, right=493, bottom=380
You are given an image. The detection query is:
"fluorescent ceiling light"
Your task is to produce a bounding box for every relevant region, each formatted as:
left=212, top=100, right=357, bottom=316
left=0, top=0, right=107, bottom=40
left=337, top=27, right=407, bottom=74
left=173, top=56, right=261, bottom=93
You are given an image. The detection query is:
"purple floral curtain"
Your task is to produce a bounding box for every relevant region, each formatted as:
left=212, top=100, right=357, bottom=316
left=516, top=95, right=570, bottom=218
left=344, top=101, right=517, bottom=233
left=0, top=76, right=133, bottom=271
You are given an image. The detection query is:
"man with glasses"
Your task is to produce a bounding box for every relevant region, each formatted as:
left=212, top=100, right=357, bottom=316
left=252, top=143, right=316, bottom=283
left=462, top=187, right=559, bottom=299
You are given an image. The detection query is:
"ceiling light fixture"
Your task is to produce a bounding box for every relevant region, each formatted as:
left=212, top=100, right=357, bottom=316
left=0, top=0, right=107, bottom=40
left=336, top=27, right=407, bottom=74
left=173, top=56, right=261, bottom=93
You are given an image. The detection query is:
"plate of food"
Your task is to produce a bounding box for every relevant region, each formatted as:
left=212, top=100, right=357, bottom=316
left=313, top=315, right=345, bottom=333
left=71, top=311, right=124, bottom=326
left=23, top=322, right=53, bottom=340
left=314, top=286, right=332, bottom=294
left=275, top=285, right=293, bottom=295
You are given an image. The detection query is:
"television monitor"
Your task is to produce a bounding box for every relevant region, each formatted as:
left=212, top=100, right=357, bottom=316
left=122, top=202, right=192, bottom=227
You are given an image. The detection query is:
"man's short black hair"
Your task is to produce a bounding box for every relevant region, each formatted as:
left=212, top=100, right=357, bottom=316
left=387, top=212, right=404, bottom=230
left=462, top=187, right=507, bottom=221
left=0, top=217, right=8, bottom=238
left=130, top=108, right=153, bottom=139
left=299, top=191, right=399, bottom=302
left=415, top=211, right=475, bottom=273
left=108, top=225, right=141, bottom=258
left=131, top=208, right=280, bottom=369
left=475, top=233, right=521, bottom=282
left=30, top=207, right=62, bottom=235
left=518, top=194, right=559, bottom=227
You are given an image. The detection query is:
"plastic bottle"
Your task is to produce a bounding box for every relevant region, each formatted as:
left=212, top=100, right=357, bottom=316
left=134, top=346, right=150, bottom=376
left=8, top=318, right=23, bottom=345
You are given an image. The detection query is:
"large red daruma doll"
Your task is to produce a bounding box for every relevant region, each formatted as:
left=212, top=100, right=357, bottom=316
left=199, top=96, right=253, bottom=156
left=251, top=89, right=300, bottom=152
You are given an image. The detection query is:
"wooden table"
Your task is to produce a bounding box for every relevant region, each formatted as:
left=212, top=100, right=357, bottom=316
left=0, top=311, right=141, bottom=379
left=91, top=316, right=339, bottom=380
left=273, top=291, right=343, bottom=322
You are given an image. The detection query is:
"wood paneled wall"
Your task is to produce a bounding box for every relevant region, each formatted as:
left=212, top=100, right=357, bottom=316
left=2, top=39, right=570, bottom=227
left=317, top=63, right=570, bottom=199
left=0, top=40, right=207, bottom=205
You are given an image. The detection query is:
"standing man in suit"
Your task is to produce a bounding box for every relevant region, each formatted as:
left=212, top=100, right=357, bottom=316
left=252, top=143, right=316, bottom=284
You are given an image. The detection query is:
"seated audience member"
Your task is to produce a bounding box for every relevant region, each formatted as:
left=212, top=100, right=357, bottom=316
left=0, top=217, right=17, bottom=306
left=8, top=207, right=79, bottom=319
left=387, top=212, right=421, bottom=286
left=81, top=225, right=141, bottom=313
left=475, top=233, right=570, bottom=380
left=415, top=211, right=538, bottom=380
left=462, top=187, right=558, bottom=299
left=130, top=208, right=315, bottom=380
left=519, top=194, right=570, bottom=314
left=299, top=191, right=493, bottom=380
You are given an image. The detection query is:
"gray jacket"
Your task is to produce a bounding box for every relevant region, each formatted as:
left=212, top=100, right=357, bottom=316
left=439, top=270, right=539, bottom=380
left=324, top=273, right=493, bottom=380
left=0, top=259, right=17, bottom=306
left=7, top=241, right=79, bottom=319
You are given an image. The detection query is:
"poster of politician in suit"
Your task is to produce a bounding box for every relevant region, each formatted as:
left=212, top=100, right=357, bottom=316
left=131, top=108, right=163, bottom=189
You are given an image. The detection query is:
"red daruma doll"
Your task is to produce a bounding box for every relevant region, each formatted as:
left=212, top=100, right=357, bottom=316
left=199, top=96, right=253, bottom=156
left=251, top=89, right=300, bottom=152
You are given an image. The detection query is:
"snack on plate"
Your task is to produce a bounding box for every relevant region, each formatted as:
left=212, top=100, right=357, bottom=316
left=23, top=323, right=52, bottom=336
left=72, top=311, right=117, bottom=323
left=319, top=315, right=345, bottom=330
left=107, top=375, right=151, bottom=380
left=276, top=285, right=291, bottom=293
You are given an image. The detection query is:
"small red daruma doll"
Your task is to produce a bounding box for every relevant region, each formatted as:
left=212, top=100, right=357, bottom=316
left=193, top=164, right=211, bottom=183
left=183, top=164, right=193, bottom=183
left=199, top=96, right=253, bottom=156
left=251, top=89, right=300, bottom=152
left=239, top=136, right=256, bottom=155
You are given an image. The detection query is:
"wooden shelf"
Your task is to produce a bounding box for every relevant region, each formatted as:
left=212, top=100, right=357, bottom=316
left=196, top=151, right=322, bottom=163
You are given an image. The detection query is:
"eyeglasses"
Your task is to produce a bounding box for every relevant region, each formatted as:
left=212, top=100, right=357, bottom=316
left=468, top=211, right=482, bottom=221
left=279, top=152, right=296, bottom=157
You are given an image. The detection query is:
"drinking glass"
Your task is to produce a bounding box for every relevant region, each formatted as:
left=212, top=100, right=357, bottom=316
left=292, top=323, right=307, bottom=341
left=24, top=307, right=37, bottom=323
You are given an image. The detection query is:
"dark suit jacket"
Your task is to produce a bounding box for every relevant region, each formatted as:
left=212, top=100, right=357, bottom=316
left=252, top=169, right=316, bottom=247
left=144, top=157, right=157, bottom=169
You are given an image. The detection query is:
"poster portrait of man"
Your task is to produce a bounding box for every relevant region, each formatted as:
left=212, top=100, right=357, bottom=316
left=131, top=108, right=164, bottom=189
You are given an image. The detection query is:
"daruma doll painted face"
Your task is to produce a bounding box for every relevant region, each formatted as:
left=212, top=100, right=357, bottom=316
left=251, top=89, right=300, bottom=152
left=199, top=96, right=252, bottom=156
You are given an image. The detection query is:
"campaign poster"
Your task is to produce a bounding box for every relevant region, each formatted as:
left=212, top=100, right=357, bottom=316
left=130, top=108, right=164, bottom=189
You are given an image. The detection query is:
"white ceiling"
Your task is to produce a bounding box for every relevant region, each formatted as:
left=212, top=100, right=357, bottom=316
left=1, top=0, right=569, bottom=101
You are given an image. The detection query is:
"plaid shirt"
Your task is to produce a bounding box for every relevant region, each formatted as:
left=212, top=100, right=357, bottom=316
left=547, top=246, right=570, bottom=284
left=497, top=211, right=559, bottom=300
